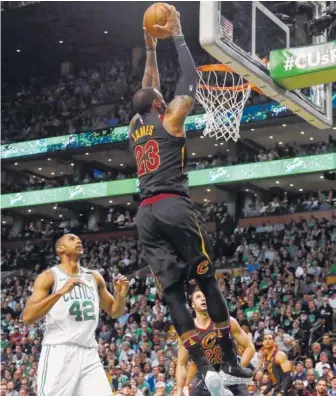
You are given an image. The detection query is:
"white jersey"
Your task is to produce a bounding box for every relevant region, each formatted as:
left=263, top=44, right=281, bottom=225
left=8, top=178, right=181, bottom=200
left=42, top=265, right=99, bottom=348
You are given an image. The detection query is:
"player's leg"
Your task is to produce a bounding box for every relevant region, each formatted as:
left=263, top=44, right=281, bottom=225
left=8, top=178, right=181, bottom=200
left=154, top=197, right=252, bottom=383
left=37, top=345, right=79, bottom=396
left=136, top=205, right=225, bottom=396
left=73, top=348, right=112, bottom=396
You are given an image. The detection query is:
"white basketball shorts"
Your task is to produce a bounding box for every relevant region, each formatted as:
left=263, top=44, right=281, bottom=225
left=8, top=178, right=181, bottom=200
left=37, top=344, right=112, bottom=396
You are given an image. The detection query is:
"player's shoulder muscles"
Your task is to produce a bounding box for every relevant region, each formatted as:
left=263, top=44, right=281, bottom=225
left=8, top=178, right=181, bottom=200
left=275, top=350, right=287, bottom=363
left=230, top=316, right=245, bottom=338
left=231, top=317, right=254, bottom=347
left=29, top=270, right=55, bottom=302
left=275, top=350, right=291, bottom=371
left=91, top=270, right=106, bottom=290
left=164, top=95, right=194, bottom=137
left=129, top=114, right=140, bottom=130
left=91, top=270, right=115, bottom=309
left=230, top=316, right=240, bottom=332
left=128, top=114, right=139, bottom=139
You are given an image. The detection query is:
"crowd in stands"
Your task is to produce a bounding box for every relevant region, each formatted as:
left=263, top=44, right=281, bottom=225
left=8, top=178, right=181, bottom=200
left=1, top=204, right=138, bottom=243
left=2, top=136, right=335, bottom=195
left=1, top=53, right=208, bottom=144
left=2, top=188, right=335, bottom=246
left=1, top=200, right=227, bottom=245
left=4, top=48, right=334, bottom=145
left=1, top=205, right=336, bottom=395
left=243, top=190, right=336, bottom=218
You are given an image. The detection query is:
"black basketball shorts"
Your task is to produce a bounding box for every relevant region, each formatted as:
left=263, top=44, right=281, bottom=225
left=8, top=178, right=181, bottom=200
left=136, top=195, right=215, bottom=291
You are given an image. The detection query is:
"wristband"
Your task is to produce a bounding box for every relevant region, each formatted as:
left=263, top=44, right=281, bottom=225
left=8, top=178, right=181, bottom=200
left=146, top=48, right=155, bottom=51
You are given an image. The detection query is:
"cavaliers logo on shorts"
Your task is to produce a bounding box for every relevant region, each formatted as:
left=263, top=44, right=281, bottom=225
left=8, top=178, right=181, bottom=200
left=197, top=260, right=209, bottom=275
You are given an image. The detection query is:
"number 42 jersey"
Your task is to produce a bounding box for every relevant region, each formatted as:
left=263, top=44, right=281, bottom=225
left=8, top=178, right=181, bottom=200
left=42, top=266, right=99, bottom=348
left=129, top=112, right=189, bottom=200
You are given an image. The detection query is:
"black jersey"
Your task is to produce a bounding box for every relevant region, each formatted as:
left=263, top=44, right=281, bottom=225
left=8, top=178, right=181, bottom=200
left=129, top=112, right=189, bottom=200
left=263, top=348, right=288, bottom=387
left=194, top=321, right=222, bottom=379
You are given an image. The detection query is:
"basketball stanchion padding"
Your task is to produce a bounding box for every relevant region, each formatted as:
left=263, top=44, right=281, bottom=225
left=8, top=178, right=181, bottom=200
left=196, top=64, right=263, bottom=142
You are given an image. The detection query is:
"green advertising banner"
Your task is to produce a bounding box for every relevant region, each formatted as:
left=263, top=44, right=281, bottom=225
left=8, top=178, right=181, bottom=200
left=2, top=95, right=336, bottom=160
left=0, top=114, right=205, bottom=160
left=1, top=153, right=335, bottom=209
left=270, top=41, right=336, bottom=90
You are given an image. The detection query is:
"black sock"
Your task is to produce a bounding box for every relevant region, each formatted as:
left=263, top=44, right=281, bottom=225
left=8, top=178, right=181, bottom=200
left=216, top=326, right=238, bottom=363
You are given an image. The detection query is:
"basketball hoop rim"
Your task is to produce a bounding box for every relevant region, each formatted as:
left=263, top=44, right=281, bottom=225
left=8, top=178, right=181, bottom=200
left=197, top=64, right=264, bottom=95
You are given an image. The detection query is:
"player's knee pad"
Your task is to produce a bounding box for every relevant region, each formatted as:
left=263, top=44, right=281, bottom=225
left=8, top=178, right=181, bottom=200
left=164, top=282, right=195, bottom=336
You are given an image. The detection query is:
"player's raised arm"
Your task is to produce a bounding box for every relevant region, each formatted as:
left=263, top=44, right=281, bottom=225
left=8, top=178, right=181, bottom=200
left=22, top=270, right=83, bottom=325
left=230, top=317, right=256, bottom=368
left=92, top=272, right=129, bottom=318
left=142, top=28, right=160, bottom=90
left=155, top=6, right=198, bottom=136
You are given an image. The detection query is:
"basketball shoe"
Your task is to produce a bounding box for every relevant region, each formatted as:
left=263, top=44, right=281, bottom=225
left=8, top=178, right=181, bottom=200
left=219, top=360, right=253, bottom=386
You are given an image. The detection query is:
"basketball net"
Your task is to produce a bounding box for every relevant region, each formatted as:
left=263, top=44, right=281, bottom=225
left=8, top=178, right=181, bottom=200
left=196, top=64, right=262, bottom=142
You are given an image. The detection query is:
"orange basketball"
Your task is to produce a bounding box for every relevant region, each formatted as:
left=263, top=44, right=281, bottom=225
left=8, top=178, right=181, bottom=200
left=143, top=3, right=171, bottom=39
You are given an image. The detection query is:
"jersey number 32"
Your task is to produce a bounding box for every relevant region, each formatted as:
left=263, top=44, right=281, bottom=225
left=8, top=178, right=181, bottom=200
left=135, top=140, right=160, bottom=177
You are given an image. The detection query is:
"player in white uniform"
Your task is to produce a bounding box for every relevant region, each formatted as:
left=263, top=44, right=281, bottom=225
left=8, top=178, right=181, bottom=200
left=22, top=233, right=130, bottom=396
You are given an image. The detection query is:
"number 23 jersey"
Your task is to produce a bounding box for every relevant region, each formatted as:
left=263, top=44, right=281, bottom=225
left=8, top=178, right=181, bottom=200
left=42, top=266, right=99, bottom=348
left=129, top=112, right=189, bottom=200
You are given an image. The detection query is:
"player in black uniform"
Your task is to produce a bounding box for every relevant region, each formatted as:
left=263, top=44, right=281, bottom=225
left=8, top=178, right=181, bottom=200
left=129, top=6, right=253, bottom=395
left=176, top=288, right=256, bottom=396
left=260, top=334, right=294, bottom=396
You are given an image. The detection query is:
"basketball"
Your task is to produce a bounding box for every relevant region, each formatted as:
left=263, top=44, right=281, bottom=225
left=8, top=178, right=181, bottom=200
left=143, top=3, right=171, bottom=39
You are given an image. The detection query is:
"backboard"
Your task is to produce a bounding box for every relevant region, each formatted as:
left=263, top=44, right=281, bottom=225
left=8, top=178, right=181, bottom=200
left=199, top=1, right=333, bottom=129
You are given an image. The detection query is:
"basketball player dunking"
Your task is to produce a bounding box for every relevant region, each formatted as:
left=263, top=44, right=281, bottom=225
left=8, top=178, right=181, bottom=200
left=176, top=288, right=256, bottom=396
left=22, top=233, right=129, bottom=396
left=129, top=6, right=253, bottom=396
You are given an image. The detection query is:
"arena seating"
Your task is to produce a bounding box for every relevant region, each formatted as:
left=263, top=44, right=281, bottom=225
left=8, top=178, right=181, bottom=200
left=2, top=138, right=335, bottom=194
left=1, top=202, right=336, bottom=395
left=1, top=3, right=336, bottom=396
